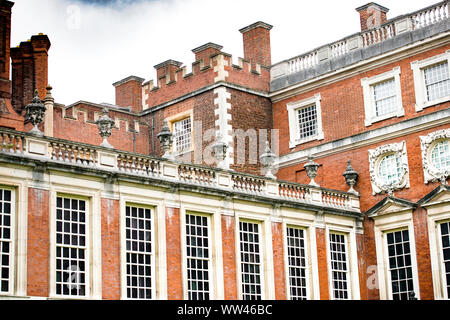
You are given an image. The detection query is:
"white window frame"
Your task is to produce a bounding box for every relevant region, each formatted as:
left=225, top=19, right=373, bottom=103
left=368, top=141, right=410, bottom=195
left=49, top=186, right=102, bottom=300
left=167, top=110, right=194, bottom=155
left=120, top=196, right=166, bottom=300
left=287, top=93, right=324, bottom=148
left=411, top=50, right=450, bottom=112
left=183, top=211, right=213, bottom=300
left=361, top=66, right=404, bottom=126
left=0, top=187, right=15, bottom=297
left=122, top=203, right=156, bottom=300
left=327, top=230, right=352, bottom=300
left=180, top=206, right=223, bottom=300
left=238, top=219, right=264, bottom=300
left=384, top=228, right=416, bottom=300
left=420, top=129, right=450, bottom=184
left=52, top=193, right=91, bottom=299
left=424, top=196, right=450, bottom=300
left=436, top=220, right=450, bottom=300
left=284, top=225, right=311, bottom=300
left=371, top=209, right=421, bottom=300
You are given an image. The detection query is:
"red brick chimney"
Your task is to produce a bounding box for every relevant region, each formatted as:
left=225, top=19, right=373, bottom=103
left=239, top=21, right=273, bottom=68
left=154, top=59, right=182, bottom=84
left=192, top=42, right=223, bottom=67
left=11, top=33, right=51, bottom=113
left=0, top=0, right=24, bottom=131
left=0, top=0, right=14, bottom=99
left=356, top=3, right=389, bottom=32
left=113, top=75, right=145, bottom=113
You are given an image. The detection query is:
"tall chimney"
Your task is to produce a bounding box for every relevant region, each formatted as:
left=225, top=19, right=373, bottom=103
left=356, top=3, right=389, bottom=32
left=0, top=1, right=14, bottom=99
left=11, top=34, right=50, bottom=114
left=239, top=21, right=273, bottom=68
left=113, top=75, right=145, bottom=113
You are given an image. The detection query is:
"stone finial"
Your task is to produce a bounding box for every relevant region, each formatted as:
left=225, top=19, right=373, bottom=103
left=25, top=89, right=47, bottom=136
left=260, top=141, right=278, bottom=179
left=95, top=107, right=115, bottom=149
left=304, top=155, right=320, bottom=187
left=343, top=160, right=359, bottom=195
left=157, top=119, right=174, bottom=160
left=212, top=133, right=228, bottom=170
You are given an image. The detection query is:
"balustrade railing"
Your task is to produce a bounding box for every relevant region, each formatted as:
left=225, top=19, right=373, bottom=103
left=0, top=128, right=360, bottom=212
left=276, top=1, right=449, bottom=76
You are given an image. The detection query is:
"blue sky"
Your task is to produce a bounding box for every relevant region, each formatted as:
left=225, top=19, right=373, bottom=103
left=10, top=0, right=438, bottom=105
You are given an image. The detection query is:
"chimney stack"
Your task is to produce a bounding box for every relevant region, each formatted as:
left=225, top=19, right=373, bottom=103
left=11, top=33, right=51, bottom=114
left=113, top=75, right=145, bottom=113
left=0, top=1, right=14, bottom=99
left=356, top=3, right=389, bottom=32
left=239, top=21, right=273, bottom=68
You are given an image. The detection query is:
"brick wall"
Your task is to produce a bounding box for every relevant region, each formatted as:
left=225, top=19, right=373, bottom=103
left=272, top=222, right=286, bottom=300
left=221, top=215, right=238, bottom=300
left=27, top=187, right=49, bottom=297
left=315, top=227, right=330, bottom=300
left=52, top=103, right=150, bottom=154
left=101, top=198, right=120, bottom=300
left=165, top=207, right=182, bottom=300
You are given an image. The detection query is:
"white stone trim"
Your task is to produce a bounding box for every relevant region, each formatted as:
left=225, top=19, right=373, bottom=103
left=214, top=87, right=234, bottom=166
left=361, top=66, right=404, bottom=126
left=411, top=50, right=450, bottom=112
left=420, top=128, right=450, bottom=184
left=287, top=93, right=324, bottom=148
left=422, top=189, right=450, bottom=300
left=368, top=141, right=410, bottom=195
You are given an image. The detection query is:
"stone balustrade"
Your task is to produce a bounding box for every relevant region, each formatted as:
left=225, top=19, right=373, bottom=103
left=0, top=128, right=360, bottom=213
left=271, top=0, right=449, bottom=80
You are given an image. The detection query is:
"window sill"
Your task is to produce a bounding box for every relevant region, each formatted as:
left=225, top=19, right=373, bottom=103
left=365, top=108, right=405, bottom=127
left=289, top=132, right=324, bottom=149
left=415, top=95, right=450, bottom=112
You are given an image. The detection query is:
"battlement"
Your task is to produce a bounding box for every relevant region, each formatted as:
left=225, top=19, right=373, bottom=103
left=114, top=21, right=273, bottom=111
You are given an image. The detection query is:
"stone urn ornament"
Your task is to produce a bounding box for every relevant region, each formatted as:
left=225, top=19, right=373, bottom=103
left=25, top=89, right=47, bottom=136
left=304, top=155, right=320, bottom=187
left=260, top=141, right=278, bottom=179
left=343, top=160, right=359, bottom=195
left=95, top=107, right=115, bottom=149
left=157, top=119, right=174, bottom=160
left=212, top=133, right=228, bottom=170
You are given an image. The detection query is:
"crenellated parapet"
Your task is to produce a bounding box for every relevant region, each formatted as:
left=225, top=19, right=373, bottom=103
left=114, top=21, right=273, bottom=111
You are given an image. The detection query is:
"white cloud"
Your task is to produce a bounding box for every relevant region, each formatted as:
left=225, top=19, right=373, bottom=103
left=10, top=0, right=438, bottom=106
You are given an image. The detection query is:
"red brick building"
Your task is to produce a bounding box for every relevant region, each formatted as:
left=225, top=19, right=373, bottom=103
left=0, top=0, right=448, bottom=300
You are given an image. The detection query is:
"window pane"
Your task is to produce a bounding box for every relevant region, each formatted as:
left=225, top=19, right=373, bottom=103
left=174, top=118, right=192, bottom=152
left=386, top=230, right=415, bottom=300
left=378, top=154, right=403, bottom=185
left=125, top=205, right=153, bottom=300
left=431, top=140, right=450, bottom=171
left=186, top=214, right=210, bottom=301
left=0, top=189, right=13, bottom=294
left=286, top=227, right=308, bottom=300
left=441, top=222, right=450, bottom=299
left=240, top=221, right=262, bottom=300
left=297, top=104, right=318, bottom=140
left=373, top=79, right=397, bottom=116
left=424, top=62, right=450, bottom=102
left=329, top=233, right=350, bottom=300
left=55, top=196, right=87, bottom=297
